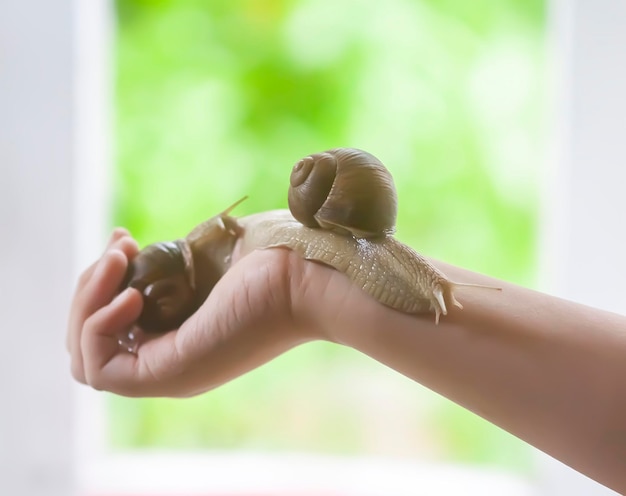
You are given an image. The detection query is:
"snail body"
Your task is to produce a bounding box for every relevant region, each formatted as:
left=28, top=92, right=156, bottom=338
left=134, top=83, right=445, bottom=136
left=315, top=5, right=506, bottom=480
left=125, top=148, right=498, bottom=333
left=236, top=210, right=463, bottom=322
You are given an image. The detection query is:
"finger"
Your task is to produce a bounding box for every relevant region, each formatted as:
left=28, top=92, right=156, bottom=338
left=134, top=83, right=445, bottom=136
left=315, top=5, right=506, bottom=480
left=82, top=290, right=145, bottom=393
left=108, top=227, right=131, bottom=247
left=67, top=230, right=138, bottom=380
left=68, top=241, right=138, bottom=383
left=67, top=234, right=139, bottom=353
left=73, top=228, right=134, bottom=296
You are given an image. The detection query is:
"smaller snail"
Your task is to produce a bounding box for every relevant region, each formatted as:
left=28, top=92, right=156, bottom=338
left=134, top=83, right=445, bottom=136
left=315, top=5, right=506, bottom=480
left=124, top=148, right=499, bottom=333
left=121, top=240, right=195, bottom=332
left=122, top=198, right=245, bottom=333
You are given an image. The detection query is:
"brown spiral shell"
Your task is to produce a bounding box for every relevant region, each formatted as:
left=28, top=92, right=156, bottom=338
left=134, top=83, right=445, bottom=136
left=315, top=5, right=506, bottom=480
left=287, top=148, right=398, bottom=238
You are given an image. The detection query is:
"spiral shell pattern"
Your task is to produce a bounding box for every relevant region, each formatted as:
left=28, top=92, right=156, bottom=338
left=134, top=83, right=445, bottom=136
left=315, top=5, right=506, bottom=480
left=287, top=148, right=398, bottom=239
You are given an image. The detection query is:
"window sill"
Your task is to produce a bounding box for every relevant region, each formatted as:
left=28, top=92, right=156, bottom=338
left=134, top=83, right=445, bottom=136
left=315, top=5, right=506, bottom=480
left=79, top=451, right=534, bottom=496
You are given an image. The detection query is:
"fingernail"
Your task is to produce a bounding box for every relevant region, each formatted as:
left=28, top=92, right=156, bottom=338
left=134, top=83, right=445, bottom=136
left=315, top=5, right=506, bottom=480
left=108, top=229, right=122, bottom=244
left=105, top=228, right=130, bottom=252
left=112, top=226, right=130, bottom=238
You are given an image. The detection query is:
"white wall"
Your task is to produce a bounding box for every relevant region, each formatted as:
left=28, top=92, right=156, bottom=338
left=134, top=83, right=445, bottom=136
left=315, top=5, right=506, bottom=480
left=542, top=0, right=626, bottom=311
left=0, top=0, right=112, bottom=495
left=537, top=0, right=626, bottom=494
left=0, top=0, right=75, bottom=494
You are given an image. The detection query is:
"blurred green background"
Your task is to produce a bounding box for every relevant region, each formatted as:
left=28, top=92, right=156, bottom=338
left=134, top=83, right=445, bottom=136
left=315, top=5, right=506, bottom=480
left=110, top=0, right=545, bottom=473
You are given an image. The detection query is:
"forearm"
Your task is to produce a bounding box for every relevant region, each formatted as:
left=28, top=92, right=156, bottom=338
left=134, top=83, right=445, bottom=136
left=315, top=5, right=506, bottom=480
left=313, top=261, right=626, bottom=492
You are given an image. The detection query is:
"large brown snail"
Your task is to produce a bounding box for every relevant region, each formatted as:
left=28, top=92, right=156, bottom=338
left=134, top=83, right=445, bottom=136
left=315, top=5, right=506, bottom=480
left=124, top=148, right=498, bottom=333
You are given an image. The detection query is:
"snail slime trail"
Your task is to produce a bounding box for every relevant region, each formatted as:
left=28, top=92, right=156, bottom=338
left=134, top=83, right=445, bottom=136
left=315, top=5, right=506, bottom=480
left=123, top=147, right=500, bottom=338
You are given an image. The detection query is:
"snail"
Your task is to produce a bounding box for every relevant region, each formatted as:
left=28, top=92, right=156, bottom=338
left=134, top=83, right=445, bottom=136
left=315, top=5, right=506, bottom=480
left=124, top=148, right=499, bottom=333
left=122, top=197, right=245, bottom=333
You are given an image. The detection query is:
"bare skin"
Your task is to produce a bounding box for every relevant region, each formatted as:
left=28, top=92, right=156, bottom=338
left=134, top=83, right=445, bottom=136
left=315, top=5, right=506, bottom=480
left=68, top=229, right=626, bottom=493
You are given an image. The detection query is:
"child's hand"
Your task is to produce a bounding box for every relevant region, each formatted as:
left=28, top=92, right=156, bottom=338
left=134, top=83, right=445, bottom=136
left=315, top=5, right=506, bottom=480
left=67, top=229, right=322, bottom=397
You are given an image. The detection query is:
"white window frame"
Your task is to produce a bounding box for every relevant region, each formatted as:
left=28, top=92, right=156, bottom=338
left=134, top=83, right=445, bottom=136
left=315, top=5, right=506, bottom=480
left=1, top=0, right=623, bottom=494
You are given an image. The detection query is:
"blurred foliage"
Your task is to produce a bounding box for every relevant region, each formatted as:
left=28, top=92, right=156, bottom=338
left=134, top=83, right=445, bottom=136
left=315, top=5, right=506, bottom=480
left=111, top=0, right=544, bottom=473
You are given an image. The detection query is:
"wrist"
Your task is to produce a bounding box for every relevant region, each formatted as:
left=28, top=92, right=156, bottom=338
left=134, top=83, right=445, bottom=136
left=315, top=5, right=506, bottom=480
left=288, top=253, right=351, bottom=343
